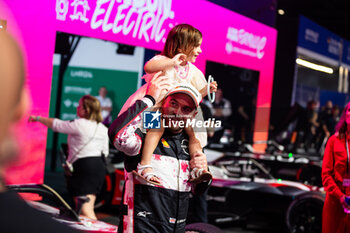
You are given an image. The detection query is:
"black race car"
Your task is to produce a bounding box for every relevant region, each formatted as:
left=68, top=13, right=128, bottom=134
left=197, top=154, right=325, bottom=233
left=226, top=150, right=323, bottom=187
left=207, top=139, right=323, bottom=187
left=7, top=184, right=118, bottom=233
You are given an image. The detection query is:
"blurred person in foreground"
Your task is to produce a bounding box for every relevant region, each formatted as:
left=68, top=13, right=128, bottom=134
left=0, top=31, right=81, bottom=232
left=29, top=95, right=108, bottom=220
left=322, top=102, right=350, bottom=233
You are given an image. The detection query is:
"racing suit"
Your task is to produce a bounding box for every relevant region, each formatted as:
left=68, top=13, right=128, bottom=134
left=108, top=96, right=211, bottom=233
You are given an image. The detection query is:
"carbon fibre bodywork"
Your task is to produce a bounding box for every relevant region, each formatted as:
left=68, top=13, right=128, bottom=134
left=200, top=154, right=325, bottom=233
left=7, top=184, right=118, bottom=233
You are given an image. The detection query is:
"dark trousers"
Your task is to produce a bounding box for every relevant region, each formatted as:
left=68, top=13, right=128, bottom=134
left=191, top=190, right=208, bottom=223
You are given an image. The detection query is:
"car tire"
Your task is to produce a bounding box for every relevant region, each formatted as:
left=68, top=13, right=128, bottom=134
left=185, top=222, right=225, bottom=233
left=285, top=192, right=324, bottom=233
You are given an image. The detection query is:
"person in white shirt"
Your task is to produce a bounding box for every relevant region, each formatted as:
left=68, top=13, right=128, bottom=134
left=96, top=87, right=113, bottom=126
left=29, top=95, right=109, bottom=220
left=203, top=88, right=232, bottom=143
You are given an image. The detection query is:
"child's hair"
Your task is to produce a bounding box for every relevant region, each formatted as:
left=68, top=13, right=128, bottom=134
left=162, top=24, right=202, bottom=58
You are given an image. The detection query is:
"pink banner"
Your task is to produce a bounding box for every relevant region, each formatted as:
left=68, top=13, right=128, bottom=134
left=54, top=0, right=277, bottom=152
left=2, top=0, right=276, bottom=184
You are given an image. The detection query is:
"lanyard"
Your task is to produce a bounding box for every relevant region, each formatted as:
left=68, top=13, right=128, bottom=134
left=346, top=134, right=350, bottom=173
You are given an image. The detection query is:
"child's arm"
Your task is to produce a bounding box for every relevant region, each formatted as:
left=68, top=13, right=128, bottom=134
left=144, top=53, right=187, bottom=73
left=191, top=67, right=218, bottom=98
left=199, top=81, right=217, bottom=98
left=184, top=126, right=202, bottom=158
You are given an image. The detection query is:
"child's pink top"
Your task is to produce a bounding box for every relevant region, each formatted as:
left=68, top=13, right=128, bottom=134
left=118, top=55, right=207, bottom=116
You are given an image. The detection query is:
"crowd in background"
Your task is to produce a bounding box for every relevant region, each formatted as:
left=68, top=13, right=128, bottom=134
left=274, top=100, right=341, bottom=155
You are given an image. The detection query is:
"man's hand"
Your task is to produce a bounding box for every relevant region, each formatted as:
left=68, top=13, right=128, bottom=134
left=190, top=151, right=208, bottom=171
left=146, top=71, right=171, bottom=103
left=214, top=108, right=223, bottom=117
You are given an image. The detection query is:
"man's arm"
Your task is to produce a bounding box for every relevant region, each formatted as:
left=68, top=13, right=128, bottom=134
left=101, top=106, right=112, bottom=111
left=237, top=105, right=249, bottom=120
left=108, top=72, right=170, bottom=156
left=222, top=99, right=232, bottom=117
left=108, top=97, right=153, bottom=156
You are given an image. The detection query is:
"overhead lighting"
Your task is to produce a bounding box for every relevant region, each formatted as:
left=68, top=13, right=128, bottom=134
left=296, top=58, right=334, bottom=74
left=278, top=9, right=285, bottom=15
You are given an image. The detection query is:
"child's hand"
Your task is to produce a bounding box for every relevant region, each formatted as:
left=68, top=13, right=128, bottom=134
left=199, top=81, right=218, bottom=98
left=172, top=53, right=187, bottom=66
left=209, top=81, right=218, bottom=93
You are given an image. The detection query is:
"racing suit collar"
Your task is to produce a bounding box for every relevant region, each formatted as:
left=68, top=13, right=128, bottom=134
left=164, top=129, right=185, bottom=139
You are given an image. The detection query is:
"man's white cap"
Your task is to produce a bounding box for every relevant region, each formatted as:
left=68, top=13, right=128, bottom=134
left=166, top=83, right=202, bottom=108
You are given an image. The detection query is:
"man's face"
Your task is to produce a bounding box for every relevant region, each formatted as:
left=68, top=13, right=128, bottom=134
left=326, top=101, right=333, bottom=109
left=99, top=87, right=107, bottom=98
left=162, top=93, right=197, bottom=132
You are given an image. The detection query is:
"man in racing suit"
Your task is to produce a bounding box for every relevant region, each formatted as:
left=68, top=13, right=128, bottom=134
left=108, top=74, right=211, bottom=233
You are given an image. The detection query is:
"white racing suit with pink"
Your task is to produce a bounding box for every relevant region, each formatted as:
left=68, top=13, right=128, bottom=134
left=108, top=95, right=211, bottom=233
